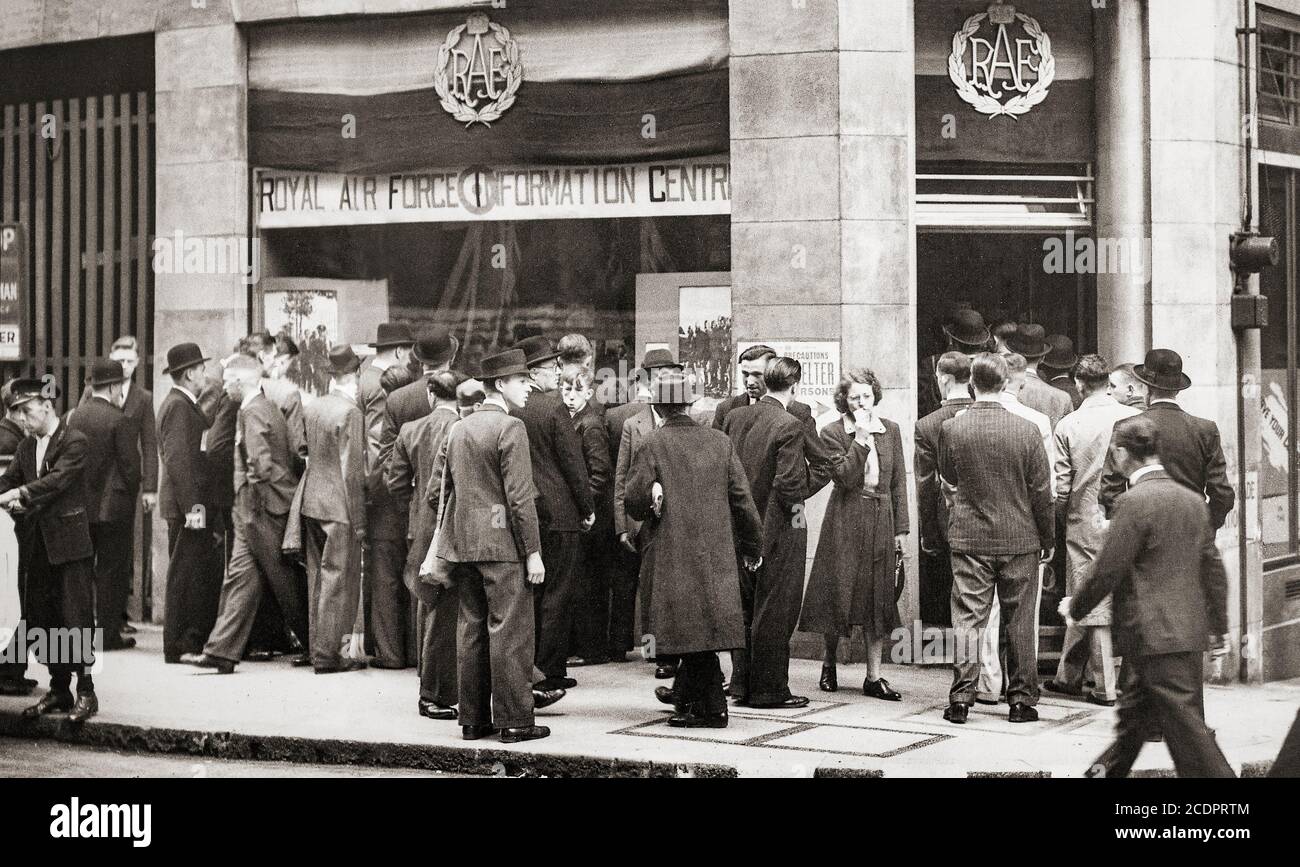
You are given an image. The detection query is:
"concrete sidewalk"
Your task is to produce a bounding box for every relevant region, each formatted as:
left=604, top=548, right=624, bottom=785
left=2, top=627, right=1296, bottom=777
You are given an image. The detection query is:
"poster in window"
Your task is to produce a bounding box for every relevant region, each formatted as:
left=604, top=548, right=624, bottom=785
left=264, top=289, right=339, bottom=398
left=677, top=285, right=731, bottom=399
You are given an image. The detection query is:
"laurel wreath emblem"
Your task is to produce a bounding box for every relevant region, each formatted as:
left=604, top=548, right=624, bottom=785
left=434, top=20, right=523, bottom=128
left=948, top=12, right=1055, bottom=119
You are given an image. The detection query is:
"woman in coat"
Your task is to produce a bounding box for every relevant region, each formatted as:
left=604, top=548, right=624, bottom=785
left=625, top=371, right=763, bottom=728
left=799, top=368, right=910, bottom=699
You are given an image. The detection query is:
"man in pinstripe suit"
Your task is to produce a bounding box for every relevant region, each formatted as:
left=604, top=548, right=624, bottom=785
left=938, top=353, right=1054, bottom=725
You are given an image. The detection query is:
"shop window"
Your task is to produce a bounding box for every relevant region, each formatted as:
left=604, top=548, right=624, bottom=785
left=1259, top=164, right=1299, bottom=563
left=1261, top=11, right=1300, bottom=126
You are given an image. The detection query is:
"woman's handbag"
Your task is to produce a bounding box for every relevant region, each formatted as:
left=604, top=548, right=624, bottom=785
left=893, top=548, right=906, bottom=602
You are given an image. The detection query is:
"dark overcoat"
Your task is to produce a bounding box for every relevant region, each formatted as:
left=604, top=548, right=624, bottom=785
left=624, top=415, right=762, bottom=655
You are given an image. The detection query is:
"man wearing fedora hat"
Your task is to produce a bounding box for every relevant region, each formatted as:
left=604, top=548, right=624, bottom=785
left=0, top=378, right=99, bottom=722
left=301, top=344, right=369, bottom=673
left=66, top=360, right=141, bottom=651
left=509, top=335, right=593, bottom=691
left=918, top=310, right=990, bottom=420
left=1098, top=349, right=1235, bottom=532
left=429, top=349, right=553, bottom=743
left=1003, top=324, right=1073, bottom=431
left=158, top=342, right=226, bottom=664
left=1040, top=334, right=1082, bottom=411
left=625, top=368, right=763, bottom=727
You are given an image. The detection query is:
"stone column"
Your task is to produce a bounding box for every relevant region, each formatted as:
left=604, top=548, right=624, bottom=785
left=729, top=0, right=918, bottom=660
left=1093, top=0, right=1150, bottom=364
left=1147, top=0, right=1261, bottom=681
left=151, top=3, right=249, bottom=617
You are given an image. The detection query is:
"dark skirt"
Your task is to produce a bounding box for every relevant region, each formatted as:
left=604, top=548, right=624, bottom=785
left=799, top=491, right=899, bottom=638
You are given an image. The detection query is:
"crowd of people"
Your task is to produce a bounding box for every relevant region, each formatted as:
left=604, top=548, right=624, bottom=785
left=0, top=313, right=1240, bottom=773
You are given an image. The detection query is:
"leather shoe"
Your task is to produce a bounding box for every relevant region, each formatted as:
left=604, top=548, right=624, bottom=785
left=654, top=664, right=677, bottom=680
left=462, top=724, right=498, bottom=740
left=314, top=659, right=367, bottom=674
left=1008, top=702, right=1039, bottom=723
left=819, top=664, right=838, bottom=692
left=748, top=695, right=810, bottom=710
left=290, top=654, right=313, bottom=667
left=566, top=655, right=608, bottom=667
left=1043, top=679, right=1082, bottom=697
left=501, top=725, right=550, bottom=743
left=863, top=677, right=901, bottom=701
left=534, top=676, right=576, bottom=690
left=0, top=677, right=37, bottom=697
left=68, top=692, right=98, bottom=724
left=1086, top=693, right=1117, bottom=707
left=532, top=688, right=565, bottom=709
left=121, top=622, right=137, bottom=634
left=943, top=702, right=969, bottom=724
left=418, top=699, right=457, bottom=720
left=23, top=690, right=74, bottom=718
left=668, top=711, right=728, bottom=728
left=654, top=686, right=678, bottom=706
left=179, top=652, right=235, bottom=674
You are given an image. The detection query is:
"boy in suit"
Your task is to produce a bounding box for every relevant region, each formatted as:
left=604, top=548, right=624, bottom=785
left=1063, top=415, right=1234, bottom=778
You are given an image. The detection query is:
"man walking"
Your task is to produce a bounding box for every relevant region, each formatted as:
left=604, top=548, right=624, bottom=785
left=1098, top=349, right=1235, bottom=531
left=939, top=353, right=1054, bottom=724
left=66, top=360, right=140, bottom=651
left=158, top=343, right=225, bottom=663
left=180, top=356, right=308, bottom=674
left=1063, top=415, right=1234, bottom=778
left=301, top=345, right=368, bottom=674
left=1045, top=355, right=1139, bottom=705
left=723, top=357, right=828, bottom=710
left=429, top=349, right=551, bottom=744
left=915, top=351, right=974, bottom=626
left=0, top=379, right=98, bottom=722
left=509, top=335, right=594, bottom=690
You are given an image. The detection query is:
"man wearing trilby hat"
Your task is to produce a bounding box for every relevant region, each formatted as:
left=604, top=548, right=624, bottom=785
left=625, top=368, right=763, bottom=728
left=0, top=377, right=99, bottom=722
left=300, top=344, right=369, bottom=673
left=918, top=309, right=990, bottom=421
left=1097, top=349, right=1235, bottom=531
left=158, top=342, right=225, bottom=663
left=1003, top=323, right=1073, bottom=432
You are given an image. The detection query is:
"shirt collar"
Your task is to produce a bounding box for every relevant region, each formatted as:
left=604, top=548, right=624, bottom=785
left=1129, top=463, right=1165, bottom=484
left=173, top=385, right=199, bottom=405
left=482, top=395, right=510, bottom=412
left=763, top=392, right=791, bottom=409
left=433, top=404, right=460, bottom=417
left=38, top=417, right=59, bottom=441
left=1150, top=398, right=1179, bottom=407
left=1081, top=391, right=1118, bottom=410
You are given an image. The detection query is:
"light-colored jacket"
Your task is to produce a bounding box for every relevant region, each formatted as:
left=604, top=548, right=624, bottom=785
left=1053, top=391, right=1140, bottom=625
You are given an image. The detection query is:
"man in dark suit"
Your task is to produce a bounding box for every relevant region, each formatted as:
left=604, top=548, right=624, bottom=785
left=0, top=379, right=98, bottom=722
left=1098, top=349, right=1235, bottom=530
left=66, top=360, right=141, bottom=650
left=158, top=343, right=225, bottom=664
left=301, top=345, right=368, bottom=674
left=0, top=382, right=35, bottom=696
left=723, top=358, right=830, bottom=710
left=915, top=351, right=974, bottom=626
left=939, top=353, right=1054, bottom=724
left=712, top=344, right=813, bottom=430
left=80, top=336, right=160, bottom=638
left=429, top=349, right=552, bottom=744
left=510, top=335, right=594, bottom=690
left=387, top=370, right=466, bottom=720
left=1040, top=335, right=1082, bottom=410
left=180, top=356, right=308, bottom=674
left=1064, top=415, right=1234, bottom=778
left=917, top=310, right=989, bottom=421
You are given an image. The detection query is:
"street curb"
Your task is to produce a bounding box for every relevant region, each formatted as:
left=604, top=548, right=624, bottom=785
left=0, top=712, right=738, bottom=778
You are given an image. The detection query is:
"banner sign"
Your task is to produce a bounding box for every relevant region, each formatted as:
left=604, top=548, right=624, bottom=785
left=736, top=340, right=841, bottom=419
left=256, top=156, right=731, bottom=228
left=0, top=224, right=27, bottom=361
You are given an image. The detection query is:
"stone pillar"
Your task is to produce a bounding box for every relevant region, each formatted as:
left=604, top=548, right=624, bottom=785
left=151, top=3, right=249, bottom=618
left=1093, top=0, right=1150, bottom=364
left=1147, top=0, right=1261, bottom=681
left=729, top=0, right=918, bottom=659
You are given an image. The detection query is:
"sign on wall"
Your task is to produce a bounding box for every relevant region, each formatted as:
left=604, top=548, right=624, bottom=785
left=256, top=156, right=730, bottom=228
left=0, top=224, right=27, bottom=362
left=737, top=340, right=841, bottom=419
left=434, top=13, right=523, bottom=128
left=948, top=1, right=1055, bottom=118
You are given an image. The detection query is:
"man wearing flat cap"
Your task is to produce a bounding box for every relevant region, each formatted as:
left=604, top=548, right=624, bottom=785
left=1098, top=349, right=1235, bottom=531
left=66, top=360, right=141, bottom=650
left=509, top=335, right=594, bottom=691
left=158, top=342, right=226, bottom=663
left=0, top=378, right=99, bottom=722
left=301, top=344, right=368, bottom=673
left=367, top=327, right=459, bottom=669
